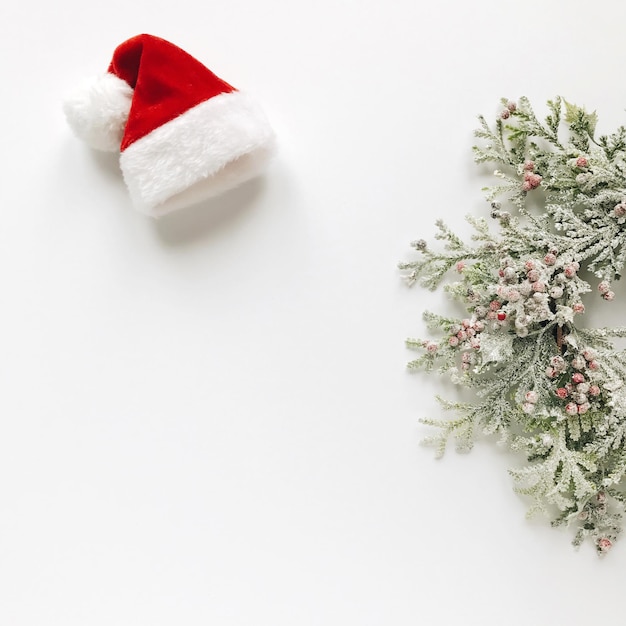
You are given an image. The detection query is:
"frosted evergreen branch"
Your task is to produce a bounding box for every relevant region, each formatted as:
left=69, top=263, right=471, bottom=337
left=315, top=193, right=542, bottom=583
left=401, top=95, right=626, bottom=555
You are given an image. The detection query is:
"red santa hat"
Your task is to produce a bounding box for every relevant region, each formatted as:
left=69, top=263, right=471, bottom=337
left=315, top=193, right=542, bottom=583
left=64, top=34, right=276, bottom=217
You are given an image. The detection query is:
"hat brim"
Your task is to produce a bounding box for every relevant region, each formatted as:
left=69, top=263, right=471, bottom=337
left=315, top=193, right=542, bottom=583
left=120, top=91, right=276, bottom=217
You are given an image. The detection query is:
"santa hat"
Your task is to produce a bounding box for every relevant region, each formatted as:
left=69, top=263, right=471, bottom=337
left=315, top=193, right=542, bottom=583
left=63, top=34, right=276, bottom=217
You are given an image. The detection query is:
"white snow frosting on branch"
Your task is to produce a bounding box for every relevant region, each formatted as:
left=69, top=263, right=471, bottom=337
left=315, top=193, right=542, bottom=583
left=401, top=96, right=626, bottom=556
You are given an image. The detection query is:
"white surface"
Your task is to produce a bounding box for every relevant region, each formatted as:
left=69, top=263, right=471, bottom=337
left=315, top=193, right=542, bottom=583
left=2, top=1, right=626, bottom=624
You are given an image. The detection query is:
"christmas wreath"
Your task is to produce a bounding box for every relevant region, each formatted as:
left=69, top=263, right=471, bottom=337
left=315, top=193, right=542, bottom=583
left=401, top=96, right=626, bottom=555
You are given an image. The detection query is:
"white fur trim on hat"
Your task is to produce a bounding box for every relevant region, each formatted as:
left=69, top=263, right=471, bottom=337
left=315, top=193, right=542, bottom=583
left=63, top=73, right=133, bottom=152
left=120, top=91, right=276, bottom=217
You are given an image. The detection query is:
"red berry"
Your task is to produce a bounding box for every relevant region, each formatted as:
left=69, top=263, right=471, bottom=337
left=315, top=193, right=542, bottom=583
left=497, top=311, right=506, bottom=321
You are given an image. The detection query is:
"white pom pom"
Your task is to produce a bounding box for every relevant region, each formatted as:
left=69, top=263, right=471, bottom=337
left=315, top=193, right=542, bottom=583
left=63, top=73, right=133, bottom=152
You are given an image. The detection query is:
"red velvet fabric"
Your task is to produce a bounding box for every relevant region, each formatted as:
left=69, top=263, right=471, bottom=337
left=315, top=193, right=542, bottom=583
left=108, top=34, right=235, bottom=151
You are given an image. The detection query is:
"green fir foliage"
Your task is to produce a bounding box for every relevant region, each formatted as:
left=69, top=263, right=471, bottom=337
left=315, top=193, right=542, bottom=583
left=401, top=97, right=626, bottom=556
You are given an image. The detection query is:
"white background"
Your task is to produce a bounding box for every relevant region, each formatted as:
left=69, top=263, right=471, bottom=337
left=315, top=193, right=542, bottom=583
left=2, top=1, right=626, bottom=624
